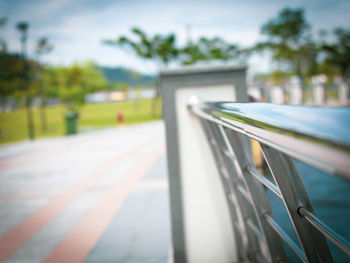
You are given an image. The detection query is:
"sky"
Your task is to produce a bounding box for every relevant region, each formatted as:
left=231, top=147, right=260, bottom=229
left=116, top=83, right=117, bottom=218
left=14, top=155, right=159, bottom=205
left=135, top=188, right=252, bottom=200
left=1, top=0, right=350, bottom=74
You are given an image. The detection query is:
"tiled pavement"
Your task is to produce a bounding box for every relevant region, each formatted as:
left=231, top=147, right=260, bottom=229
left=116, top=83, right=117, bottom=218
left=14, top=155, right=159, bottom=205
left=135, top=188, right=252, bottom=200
left=0, top=121, right=171, bottom=263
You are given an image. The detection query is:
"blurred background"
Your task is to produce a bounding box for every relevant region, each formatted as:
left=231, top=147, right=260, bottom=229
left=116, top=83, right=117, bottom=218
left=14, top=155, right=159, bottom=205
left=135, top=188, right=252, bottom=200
left=0, top=0, right=349, bottom=143
left=0, top=1, right=350, bottom=263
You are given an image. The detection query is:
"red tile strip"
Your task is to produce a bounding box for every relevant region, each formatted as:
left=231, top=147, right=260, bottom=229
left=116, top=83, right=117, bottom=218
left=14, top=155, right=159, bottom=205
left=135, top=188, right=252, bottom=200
left=0, top=138, right=159, bottom=262
left=0, top=140, right=82, bottom=173
left=43, top=146, right=165, bottom=263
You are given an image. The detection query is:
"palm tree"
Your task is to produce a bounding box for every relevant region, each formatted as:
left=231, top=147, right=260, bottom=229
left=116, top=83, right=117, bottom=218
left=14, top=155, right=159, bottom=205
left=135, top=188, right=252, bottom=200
left=17, top=21, right=35, bottom=140
left=36, top=37, right=53, bottom=132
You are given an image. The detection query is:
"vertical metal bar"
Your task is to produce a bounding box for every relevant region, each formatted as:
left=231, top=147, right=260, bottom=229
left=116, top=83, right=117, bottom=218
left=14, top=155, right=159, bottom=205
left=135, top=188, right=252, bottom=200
left=199, top=118, right=246, bottom=262
left=203, top=119, right=264, bottom=262
left=215, top=124, right=265, bottom=262
left=223, top=128, right=287, bottom=263
left=260, top=144, right=334, bottom=263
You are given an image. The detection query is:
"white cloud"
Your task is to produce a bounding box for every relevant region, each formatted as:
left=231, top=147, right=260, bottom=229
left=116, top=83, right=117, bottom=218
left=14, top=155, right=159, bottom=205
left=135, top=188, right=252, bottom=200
left=3, top=0, right=350, bottom=74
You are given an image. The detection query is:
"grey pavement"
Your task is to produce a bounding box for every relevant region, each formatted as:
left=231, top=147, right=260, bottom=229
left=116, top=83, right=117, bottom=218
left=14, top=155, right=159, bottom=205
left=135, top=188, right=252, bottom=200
left=0, top=121, right=171, bottom=263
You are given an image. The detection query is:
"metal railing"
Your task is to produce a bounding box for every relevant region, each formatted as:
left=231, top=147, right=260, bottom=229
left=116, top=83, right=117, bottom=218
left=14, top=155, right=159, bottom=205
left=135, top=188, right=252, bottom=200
left=187, top=99, right=350, bottom=263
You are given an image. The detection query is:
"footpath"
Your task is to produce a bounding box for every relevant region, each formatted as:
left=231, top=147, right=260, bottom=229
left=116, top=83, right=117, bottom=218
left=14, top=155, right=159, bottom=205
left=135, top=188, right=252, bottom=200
left=0, top=121, right=171, bottom=263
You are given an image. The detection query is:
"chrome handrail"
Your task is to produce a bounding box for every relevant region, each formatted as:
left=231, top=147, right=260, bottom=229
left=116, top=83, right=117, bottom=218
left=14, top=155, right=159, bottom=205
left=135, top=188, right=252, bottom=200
left=189, top=101, right=350, bottom=179
left=188, top=99, right=350, bottom=262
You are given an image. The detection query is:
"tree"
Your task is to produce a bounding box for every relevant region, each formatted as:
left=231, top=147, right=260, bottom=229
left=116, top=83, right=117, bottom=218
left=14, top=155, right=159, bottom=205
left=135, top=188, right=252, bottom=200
left=35, top=37, right=53, bottom=132
left=181, top=37, right=242, bottom=65
left=322, top=28, right=350, bottom=82
left=103, top=27, right=179, bottom=115
left=56, top=62, right=109, bottom=112
left=39, top=66, right=60, bottom=99
left=0, top=53, right=24, bottom=108
left=17, top=21, right=35, bottom=140
left=0, top=53, right=39, bottom=106
left=107, top=27, right=179, bottom=66
left=258, top=8, right=317, bottom=89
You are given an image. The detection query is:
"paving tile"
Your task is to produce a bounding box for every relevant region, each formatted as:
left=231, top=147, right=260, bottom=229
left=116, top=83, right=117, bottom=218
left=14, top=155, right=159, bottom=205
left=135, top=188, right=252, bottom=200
left=85, top=153, right=171, bottom=263
left=0, top=121, right=170, bottom=262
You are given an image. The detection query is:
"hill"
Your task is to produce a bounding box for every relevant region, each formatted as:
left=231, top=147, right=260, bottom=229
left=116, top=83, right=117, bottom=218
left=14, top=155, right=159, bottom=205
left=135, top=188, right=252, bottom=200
left=98, top=66, right=156, bottom=86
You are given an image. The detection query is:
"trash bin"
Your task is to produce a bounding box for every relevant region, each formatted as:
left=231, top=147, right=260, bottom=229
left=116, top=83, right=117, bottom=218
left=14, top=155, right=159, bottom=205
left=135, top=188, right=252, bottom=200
left=65, top=111, right=79, bottom=135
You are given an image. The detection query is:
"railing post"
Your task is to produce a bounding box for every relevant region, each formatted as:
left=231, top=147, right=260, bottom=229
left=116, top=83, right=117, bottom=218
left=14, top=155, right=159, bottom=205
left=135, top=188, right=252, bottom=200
left=160, top=64, right=248, bottom=263
left=260, top=144, right=334, bottom=262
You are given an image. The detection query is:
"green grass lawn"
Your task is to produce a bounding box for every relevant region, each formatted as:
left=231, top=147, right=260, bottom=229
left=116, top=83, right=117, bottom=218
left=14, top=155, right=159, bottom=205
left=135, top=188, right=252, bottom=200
left=0, top=99, right=162, bottom=145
